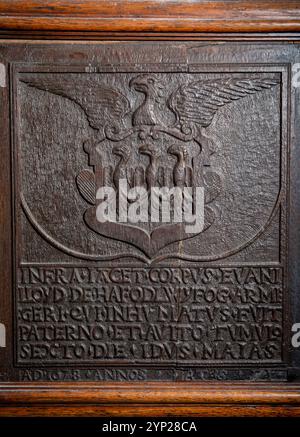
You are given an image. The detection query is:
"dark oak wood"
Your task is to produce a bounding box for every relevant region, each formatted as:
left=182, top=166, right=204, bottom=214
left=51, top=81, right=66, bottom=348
left=0, top=0, right=300, bottom=418
left=0, top=1, right=299, bottom=33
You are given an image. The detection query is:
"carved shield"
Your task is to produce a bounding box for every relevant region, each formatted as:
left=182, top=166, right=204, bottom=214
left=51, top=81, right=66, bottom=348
left=18, top=71, right=281, bottom=263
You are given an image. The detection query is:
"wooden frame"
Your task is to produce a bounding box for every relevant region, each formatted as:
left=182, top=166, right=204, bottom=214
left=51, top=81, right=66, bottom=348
left=0, top=0, right=300, bottom=417
left=0, top=0, right=299, bottom=34
left=0, top=382, right=300, bottom=417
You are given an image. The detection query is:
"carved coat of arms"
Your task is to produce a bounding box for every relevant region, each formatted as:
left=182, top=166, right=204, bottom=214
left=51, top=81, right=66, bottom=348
left=21, top=73, right=279, bottom=258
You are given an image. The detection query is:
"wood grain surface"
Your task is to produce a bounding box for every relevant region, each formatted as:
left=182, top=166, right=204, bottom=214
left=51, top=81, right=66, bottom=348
left=0, top=1, right=299, bottom=33
left=0, top=382, right=300, bottom=416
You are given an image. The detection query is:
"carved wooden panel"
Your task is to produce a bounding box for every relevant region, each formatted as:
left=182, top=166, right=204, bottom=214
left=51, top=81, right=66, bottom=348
left=0, top=41, right=299, bottom=385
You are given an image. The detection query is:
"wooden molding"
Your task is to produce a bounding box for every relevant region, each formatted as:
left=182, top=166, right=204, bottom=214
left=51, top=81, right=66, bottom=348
left=0, top=382, right=300, bottom=416
left=0, top=1, right=299, bottom=33
left=0, top=0, right=300, bottom=419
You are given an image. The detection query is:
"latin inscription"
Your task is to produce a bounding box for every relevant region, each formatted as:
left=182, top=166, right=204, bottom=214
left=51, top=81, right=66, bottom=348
left=16, top=266, right=283, bottom=364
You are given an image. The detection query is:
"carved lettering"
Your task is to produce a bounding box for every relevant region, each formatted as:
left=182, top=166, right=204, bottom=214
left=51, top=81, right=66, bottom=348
left=16, top=266, right=283, bottom=364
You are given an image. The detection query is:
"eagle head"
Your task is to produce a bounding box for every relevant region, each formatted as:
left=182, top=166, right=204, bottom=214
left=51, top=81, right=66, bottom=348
left=130, top=74, right=161, bottom=94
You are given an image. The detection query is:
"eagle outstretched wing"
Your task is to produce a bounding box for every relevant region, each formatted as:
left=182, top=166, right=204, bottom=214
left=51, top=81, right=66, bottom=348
left=168, top=77, right=280, bottom=129
left=21, top=75, right=130, bottom=130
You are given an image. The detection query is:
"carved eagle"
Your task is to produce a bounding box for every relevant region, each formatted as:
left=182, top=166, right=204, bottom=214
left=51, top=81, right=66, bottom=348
left=21, top=74, right=279, bottom=136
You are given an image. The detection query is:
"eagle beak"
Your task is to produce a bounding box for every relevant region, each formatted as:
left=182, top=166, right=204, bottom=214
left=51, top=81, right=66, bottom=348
left=130, top=76, right=146, bottom=92
left=129, top=77, right=138, bottom=89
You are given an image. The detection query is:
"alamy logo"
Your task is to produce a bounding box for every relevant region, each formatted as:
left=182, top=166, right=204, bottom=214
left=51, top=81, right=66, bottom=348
left=292, top=323, right=300, bottom=348
left=292, top=63, right=300, bottom=88
left=96, top=179, right=204, bottom=234
left=0, top=323, right=5, bottom=348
